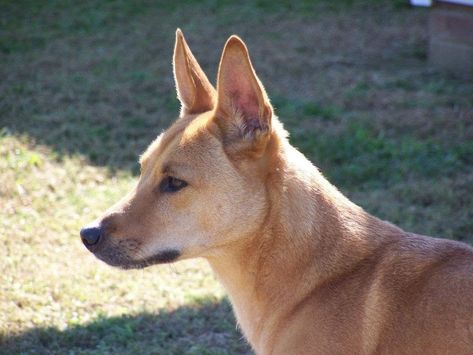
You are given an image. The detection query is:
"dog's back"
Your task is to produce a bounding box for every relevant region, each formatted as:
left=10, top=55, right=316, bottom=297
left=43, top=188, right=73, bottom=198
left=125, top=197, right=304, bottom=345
left=271, top=230, right=473, bottom=354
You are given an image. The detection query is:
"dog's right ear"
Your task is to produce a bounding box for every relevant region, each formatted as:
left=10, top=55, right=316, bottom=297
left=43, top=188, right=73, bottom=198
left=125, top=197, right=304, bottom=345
left=173, top=29, right=216, bottom=116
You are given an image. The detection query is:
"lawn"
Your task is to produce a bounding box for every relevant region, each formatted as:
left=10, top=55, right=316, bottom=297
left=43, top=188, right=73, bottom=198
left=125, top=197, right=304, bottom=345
left=1, top=0, right=472, bottom=353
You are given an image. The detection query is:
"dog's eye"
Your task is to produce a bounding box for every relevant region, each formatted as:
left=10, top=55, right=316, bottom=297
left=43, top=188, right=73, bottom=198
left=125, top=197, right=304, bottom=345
left=159, top=176, right=188, bottom=193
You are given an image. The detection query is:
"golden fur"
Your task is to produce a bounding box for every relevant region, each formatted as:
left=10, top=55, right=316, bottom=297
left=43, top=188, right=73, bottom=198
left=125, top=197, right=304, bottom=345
left=81, top=30, right=473, bottom=354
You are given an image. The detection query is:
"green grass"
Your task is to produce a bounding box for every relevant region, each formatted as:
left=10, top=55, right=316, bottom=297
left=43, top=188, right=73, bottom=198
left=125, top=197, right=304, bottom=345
left=5, top=299, right=245, bottom=354
left=1, top=0, right=473, bottom=353
left=293, top=122, right=472, bottom=188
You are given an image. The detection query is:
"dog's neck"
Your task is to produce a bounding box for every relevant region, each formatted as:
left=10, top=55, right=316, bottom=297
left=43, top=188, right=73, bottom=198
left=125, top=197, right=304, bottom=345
left=206, top=135, right=402, bottom=353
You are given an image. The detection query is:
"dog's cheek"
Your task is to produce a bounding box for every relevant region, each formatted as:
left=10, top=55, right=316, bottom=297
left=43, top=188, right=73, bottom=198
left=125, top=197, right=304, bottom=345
left=169, top=189, right=192, bottom=211
left=197, top=209, right=213, bottom=233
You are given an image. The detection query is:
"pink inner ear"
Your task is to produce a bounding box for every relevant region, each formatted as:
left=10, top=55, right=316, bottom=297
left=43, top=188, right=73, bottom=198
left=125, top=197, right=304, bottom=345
left=231, top=89, right=260, bottom=121
left=218, top=45, right=269, bottom=136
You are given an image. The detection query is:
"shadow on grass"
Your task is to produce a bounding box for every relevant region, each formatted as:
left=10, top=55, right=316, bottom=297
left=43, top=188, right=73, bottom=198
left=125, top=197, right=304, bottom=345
left=0, top=0, right=412, bottom=174
left=1, top=298, right=252, bottom=355
left=1, top=0, right=187, bottom=174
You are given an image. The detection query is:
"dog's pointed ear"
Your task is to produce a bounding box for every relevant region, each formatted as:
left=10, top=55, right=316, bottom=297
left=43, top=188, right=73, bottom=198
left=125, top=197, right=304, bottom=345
left=215, top=35, right=273, bottom=155
left=173, top=29, right=216, bottom=116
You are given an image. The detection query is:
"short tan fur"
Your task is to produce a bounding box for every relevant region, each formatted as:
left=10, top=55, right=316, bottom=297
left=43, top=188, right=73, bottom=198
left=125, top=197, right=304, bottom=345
left=81, top=30, right=473, bottom=354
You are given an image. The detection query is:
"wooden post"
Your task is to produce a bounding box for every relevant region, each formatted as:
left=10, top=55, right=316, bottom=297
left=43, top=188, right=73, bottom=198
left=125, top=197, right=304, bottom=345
left=429, top=1, right=473, bottom=79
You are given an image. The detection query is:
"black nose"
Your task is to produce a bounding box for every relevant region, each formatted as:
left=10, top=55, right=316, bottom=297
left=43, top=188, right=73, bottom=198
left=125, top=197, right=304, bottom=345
left=80, top=226, right=102, bottom=248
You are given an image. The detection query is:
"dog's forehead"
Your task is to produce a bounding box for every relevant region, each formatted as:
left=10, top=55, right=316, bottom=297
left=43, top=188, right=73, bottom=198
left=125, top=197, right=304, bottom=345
left=140, top=112, right=215, bottom=171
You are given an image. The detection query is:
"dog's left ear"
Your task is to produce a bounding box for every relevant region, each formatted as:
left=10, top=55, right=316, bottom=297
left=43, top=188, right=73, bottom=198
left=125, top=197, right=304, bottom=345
left=215, top=35, right=273, bottom=156
left=173, top=29, right=216, bottom=116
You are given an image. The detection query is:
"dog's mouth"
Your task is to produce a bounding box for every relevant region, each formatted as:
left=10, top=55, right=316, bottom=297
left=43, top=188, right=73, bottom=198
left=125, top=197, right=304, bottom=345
left=115, top=249, right=181, bottom=269
left=92, top=241, right=181, bottom=269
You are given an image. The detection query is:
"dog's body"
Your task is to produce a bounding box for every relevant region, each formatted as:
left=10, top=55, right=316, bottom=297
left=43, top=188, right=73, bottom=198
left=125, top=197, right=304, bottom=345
left=81, top=30, right=473, bottom=354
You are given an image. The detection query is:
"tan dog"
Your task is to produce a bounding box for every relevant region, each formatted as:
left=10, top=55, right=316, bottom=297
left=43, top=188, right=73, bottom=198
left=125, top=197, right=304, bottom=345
left=80, top=30, right=473, bottom=354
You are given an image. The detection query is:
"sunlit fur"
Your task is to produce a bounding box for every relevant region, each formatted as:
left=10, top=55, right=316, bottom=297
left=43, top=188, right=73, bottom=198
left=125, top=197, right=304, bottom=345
left=84, top=30, right=473, bottom=354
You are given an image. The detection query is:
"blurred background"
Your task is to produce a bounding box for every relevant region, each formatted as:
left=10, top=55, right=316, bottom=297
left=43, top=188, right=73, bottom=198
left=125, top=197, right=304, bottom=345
left=1, top=0, right=472, bottom=353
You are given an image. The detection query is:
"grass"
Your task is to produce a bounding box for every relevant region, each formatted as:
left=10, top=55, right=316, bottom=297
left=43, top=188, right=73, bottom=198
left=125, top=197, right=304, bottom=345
left=1, top=0, right=473, bottom=353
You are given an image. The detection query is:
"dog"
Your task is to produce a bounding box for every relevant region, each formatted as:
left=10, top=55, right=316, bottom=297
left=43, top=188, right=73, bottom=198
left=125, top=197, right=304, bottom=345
left=80, top=29, right=473, bottom=354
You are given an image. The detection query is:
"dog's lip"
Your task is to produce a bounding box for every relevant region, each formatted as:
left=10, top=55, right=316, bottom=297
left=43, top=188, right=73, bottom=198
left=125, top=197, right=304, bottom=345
left=124, top=249, right=181, bottom=268
left=97, top=248, right=182, bottom=269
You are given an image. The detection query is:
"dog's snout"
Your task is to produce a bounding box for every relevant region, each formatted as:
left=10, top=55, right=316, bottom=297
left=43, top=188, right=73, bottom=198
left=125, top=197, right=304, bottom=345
left=80, top=225, right=102, bottom=248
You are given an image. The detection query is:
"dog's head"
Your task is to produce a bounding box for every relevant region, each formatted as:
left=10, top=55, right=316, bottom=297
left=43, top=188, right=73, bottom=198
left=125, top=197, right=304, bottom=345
left=80, top=30, right=282, bottom=268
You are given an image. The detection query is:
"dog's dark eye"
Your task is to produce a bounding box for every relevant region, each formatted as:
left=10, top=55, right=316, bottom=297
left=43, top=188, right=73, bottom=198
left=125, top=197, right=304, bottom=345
left=159, top=176, right=188, bottom=193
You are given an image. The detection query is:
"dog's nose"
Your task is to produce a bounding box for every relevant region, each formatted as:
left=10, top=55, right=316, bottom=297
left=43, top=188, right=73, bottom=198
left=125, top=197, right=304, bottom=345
left=80, top=225, right=102, bottom=248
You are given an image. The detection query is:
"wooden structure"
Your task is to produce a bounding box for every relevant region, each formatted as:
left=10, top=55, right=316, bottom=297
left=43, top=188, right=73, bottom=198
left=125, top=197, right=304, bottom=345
left=412, top=0, right=473, bottom=79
